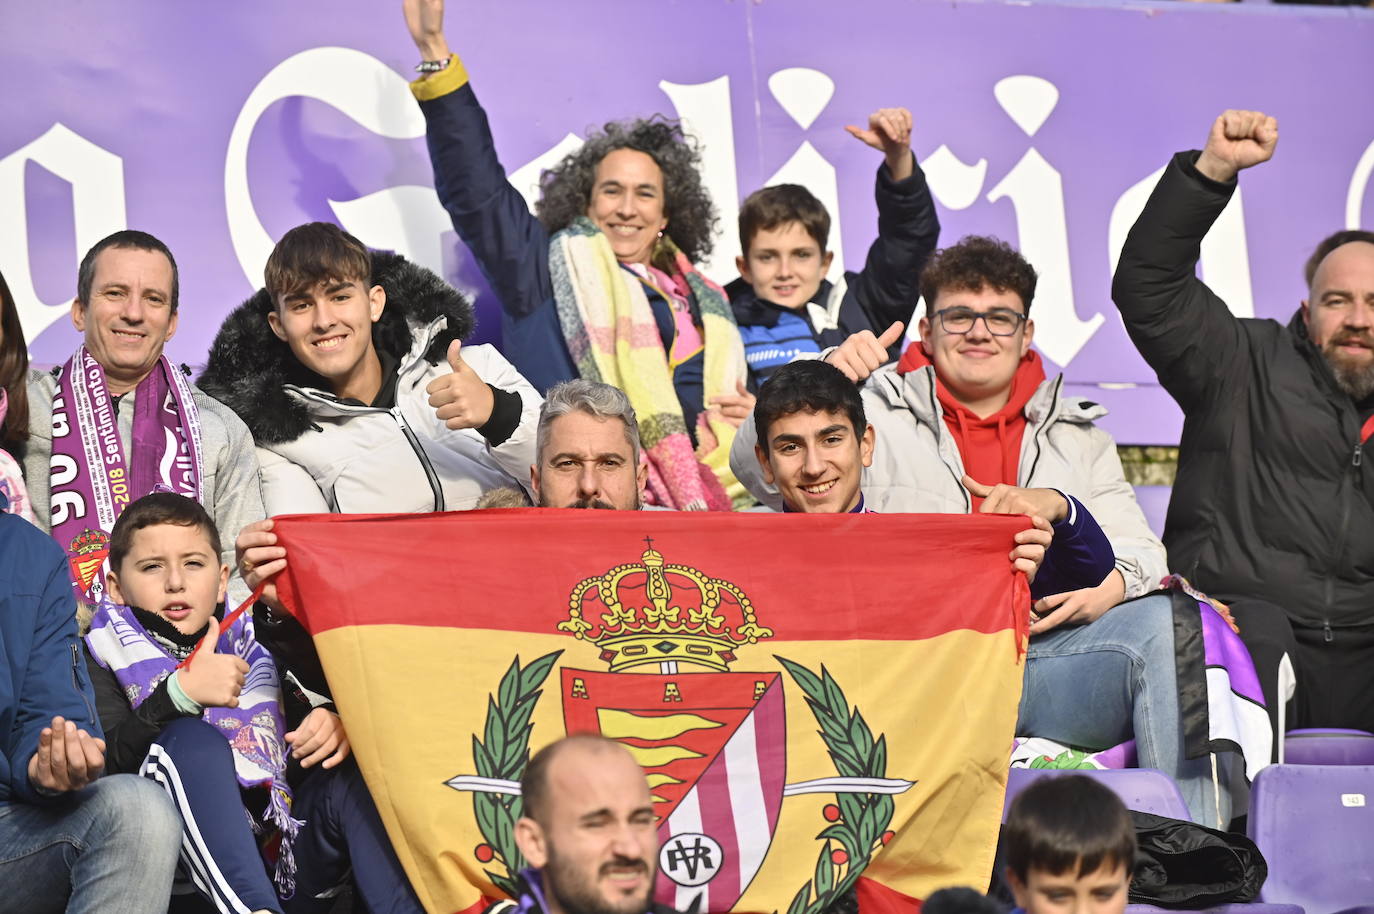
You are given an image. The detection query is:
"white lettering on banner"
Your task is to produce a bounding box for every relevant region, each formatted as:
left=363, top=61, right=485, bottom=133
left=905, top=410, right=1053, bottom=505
left=986, top=77, right=1103, bottom=367
left=762, top=69, right=844, bottom=281
left=660, top=76, right=743, bottom=283
left=220, top=51, right=1268, bottom=366
left=1109, top=167, right=1254, bottom=319
left=1348, top=138, right=1374, bottom=230
left=0, top=124, right=127, bottom=344
left=225, top=47, right=431, bottom=287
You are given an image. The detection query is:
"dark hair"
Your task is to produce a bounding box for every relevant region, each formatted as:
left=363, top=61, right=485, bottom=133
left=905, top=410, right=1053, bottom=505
left=754, top=359, right=867, bottom=447
left=535, top=118, right=717, bottom=270
left=1305, top=229, right=1374, bottom=289
left=738, top=185, right=830, bottom=257
left=77, top=230, right=180, bottom=313
left=0, top=270, right=28, bottom=450
left=265, top=222, right=373, bottom=305
left=1004, top=775, right=1137, bottom=883
left=109, top=493, right=222, bottom=573
left=521, top=733, right=626, bottom=823
left=920, top=235, right=1037, bottom=317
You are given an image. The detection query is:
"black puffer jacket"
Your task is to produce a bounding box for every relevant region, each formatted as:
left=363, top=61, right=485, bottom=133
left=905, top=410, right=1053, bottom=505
left=1112, top=151, right=1374, bottom=630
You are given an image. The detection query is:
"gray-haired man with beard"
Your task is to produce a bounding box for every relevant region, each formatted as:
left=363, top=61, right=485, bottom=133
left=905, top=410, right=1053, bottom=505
left=530, top=381, right=647, bottom=511
left=494, top=735, right=676, bottom=914
left=1114, top=108, right=1374, bottom=735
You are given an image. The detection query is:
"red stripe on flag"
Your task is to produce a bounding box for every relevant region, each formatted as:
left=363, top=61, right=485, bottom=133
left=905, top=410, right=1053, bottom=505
left=271, top=510, right=1031, bottom=645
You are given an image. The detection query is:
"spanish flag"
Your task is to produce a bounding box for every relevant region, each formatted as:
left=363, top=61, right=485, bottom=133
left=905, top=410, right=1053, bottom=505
left=272, top=510, right=1030, bottom=914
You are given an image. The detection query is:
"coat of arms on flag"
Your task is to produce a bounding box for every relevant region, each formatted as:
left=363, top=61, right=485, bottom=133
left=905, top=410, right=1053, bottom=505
left=272, top=510, right=1030, bottom=914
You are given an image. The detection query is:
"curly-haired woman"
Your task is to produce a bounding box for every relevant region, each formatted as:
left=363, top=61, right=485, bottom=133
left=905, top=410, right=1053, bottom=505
left=403, top=0, right=750, bottom=511
left=0, top=270, right=33, bottom=522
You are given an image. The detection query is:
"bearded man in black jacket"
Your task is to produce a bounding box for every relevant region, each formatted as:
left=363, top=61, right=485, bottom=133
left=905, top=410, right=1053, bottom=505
left=1114, top=108, right=1374, bottom=735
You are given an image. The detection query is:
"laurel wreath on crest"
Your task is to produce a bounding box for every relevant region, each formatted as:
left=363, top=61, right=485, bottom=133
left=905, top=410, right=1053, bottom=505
left=470, top=649, right=564, bottom=897
left=776, top=657, right=896, bottom=914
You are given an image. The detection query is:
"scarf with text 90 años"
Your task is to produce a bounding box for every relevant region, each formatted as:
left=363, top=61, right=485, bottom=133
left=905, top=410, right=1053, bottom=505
left=549, top=218, right=747, bottom=510
left=50, top=347, right=204, bottom=602
left=85, top=599, right=301, bottom=895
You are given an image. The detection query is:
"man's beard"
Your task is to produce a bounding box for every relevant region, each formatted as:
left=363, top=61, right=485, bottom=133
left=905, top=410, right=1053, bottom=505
left=544, top=845, right=655, bottom=914
left=1323, top=331, right=1374, bottom=400
left=537, top=494, right=640, bottom=511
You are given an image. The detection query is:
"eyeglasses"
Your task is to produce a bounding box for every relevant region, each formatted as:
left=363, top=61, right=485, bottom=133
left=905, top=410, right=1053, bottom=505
left=933, top=307, right=1027, bottom=336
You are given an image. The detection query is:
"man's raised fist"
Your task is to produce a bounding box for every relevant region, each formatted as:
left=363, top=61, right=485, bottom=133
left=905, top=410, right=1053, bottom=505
left=1196, top=109, right=1278, bottom=184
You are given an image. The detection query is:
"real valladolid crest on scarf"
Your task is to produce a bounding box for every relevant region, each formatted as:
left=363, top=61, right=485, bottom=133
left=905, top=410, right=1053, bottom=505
left=49, top=345, right=205, bottom=602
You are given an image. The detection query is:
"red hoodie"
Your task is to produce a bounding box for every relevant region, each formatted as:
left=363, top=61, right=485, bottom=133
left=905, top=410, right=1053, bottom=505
left=897, top=342, right=1047, bottom=509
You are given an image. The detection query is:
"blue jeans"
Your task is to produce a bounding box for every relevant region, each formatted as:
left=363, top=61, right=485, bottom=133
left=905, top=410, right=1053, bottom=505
left=0, top=774, right=180, bottom=914
left=1017, top=593, right=1228, bottom=826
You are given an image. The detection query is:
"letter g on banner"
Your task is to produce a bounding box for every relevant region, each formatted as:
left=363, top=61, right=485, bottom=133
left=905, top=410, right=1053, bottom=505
left=225, top=47, right=438, bottom=286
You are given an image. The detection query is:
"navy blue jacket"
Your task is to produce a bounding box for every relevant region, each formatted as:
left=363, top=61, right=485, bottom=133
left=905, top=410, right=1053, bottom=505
left=727, top=159, right=940, bottom=383
left=1032, top=492, right=1117, bottom=601
left=418, top=81, right=708, bottom=436
left=0, top=508, right=101, bottom=806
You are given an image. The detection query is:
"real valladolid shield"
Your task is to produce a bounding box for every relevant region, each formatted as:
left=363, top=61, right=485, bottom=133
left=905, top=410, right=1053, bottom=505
left=272, top=510, right=1030, bottom=914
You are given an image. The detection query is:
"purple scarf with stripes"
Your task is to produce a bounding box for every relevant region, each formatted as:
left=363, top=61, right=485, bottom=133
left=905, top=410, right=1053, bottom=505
left=49, top=347, right=204, bottom=602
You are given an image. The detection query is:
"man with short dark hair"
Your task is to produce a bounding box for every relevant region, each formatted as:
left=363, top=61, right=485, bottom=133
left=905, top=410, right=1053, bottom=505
left=0, top=500, right=182, bottom=913
left=503, top=735, right=676, bottom=914
left=1113, top=109, right=1374, bottom=732
left=25, top=230, right=264, bottom=605
left=731, top=240, right=1229, bottom=826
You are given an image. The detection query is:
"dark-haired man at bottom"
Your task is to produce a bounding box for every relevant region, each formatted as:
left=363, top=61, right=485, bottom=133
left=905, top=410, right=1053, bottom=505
left=493, top=735, right=676, bottom=914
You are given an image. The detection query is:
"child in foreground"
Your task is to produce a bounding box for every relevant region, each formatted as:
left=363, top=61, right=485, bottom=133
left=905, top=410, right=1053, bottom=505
left=1003, top=775, right=1135, bottom=914
left=83, top=492, right=422, bottom=914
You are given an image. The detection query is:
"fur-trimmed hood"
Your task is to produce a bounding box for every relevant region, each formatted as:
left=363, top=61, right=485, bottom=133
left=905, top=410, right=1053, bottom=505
left=198, top=252, right=475, bottom=445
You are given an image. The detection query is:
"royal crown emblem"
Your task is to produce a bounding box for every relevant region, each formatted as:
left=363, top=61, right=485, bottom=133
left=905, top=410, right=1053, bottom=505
left=67, top=528, right=110, bottom=595
left=557, top=536, right=773, bottom=673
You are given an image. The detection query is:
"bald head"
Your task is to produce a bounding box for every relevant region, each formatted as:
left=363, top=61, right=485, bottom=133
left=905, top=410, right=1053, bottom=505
left=1304, top=240, right=1374, bottom=400
left=521, top=734, right=649, bottom=824
left=515, top=735, right=658, bottom=914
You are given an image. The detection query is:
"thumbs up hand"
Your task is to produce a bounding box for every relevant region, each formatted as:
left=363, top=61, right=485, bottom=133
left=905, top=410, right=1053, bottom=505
left=426, top=339, right=495, bottom=430
left=177, top=617, right=250, bottom=709
left=824, top=321, right=905, bottom=384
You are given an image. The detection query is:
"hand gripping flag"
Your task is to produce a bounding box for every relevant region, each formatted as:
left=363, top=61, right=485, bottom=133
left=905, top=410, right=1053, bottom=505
left=271, top=509, right=1031, bottom=914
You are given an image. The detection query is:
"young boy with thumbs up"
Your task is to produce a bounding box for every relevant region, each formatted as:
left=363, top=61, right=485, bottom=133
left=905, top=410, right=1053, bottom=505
left=725, top=106, right=940, bottom=386
left=83, top=492, right=423, bottom=914
left=198, top=221, right=542, bottom=515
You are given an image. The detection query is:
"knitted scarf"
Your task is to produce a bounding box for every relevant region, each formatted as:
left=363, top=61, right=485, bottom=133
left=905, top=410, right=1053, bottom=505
left=0, top=390, right=32, bottom=521
left=548, top=218, right=747, bottom=510
left=85, top=600, right=302, bottom=894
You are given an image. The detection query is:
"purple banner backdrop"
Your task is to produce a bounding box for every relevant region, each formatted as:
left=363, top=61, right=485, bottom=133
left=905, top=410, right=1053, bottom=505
left=3, top=0, right=1372, bottom=445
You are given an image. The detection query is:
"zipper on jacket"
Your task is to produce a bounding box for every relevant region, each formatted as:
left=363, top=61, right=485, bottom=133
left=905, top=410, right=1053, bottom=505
left=70, top=643, right=96, bottom=725
left=389, top=407, right=445, bottom=512
left=1023, top=376, right=1064, bottom=485
left=1322, top=436, right=1363, bottom=632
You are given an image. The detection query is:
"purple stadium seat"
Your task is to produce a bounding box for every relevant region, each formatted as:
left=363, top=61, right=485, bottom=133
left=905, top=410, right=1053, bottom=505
left=1248, top=764, right=1374, bottom=914
left=1003, top=767, right=1190, bottom=821
left=1007, top=769, right=1307, bottom=913
left=1284, top=729, right=1374, bottom=766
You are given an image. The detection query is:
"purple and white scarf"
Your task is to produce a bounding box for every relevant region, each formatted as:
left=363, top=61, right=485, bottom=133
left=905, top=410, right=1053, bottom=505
left=50, top=347, right=204, bottom=602
left=85, top=600, right=302, bottom=894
